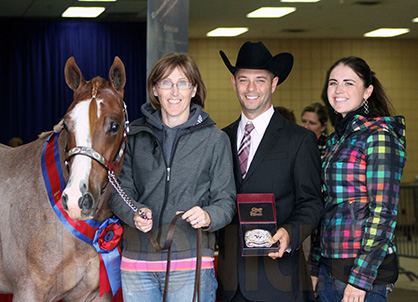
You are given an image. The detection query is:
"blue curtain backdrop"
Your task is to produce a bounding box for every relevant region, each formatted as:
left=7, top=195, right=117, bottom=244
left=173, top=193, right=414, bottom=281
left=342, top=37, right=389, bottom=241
left=0, top=19, right=146, bottom=145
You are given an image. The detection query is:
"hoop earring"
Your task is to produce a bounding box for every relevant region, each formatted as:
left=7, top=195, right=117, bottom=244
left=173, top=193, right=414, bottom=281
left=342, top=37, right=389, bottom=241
left=363, top=98, right=369, bottom=114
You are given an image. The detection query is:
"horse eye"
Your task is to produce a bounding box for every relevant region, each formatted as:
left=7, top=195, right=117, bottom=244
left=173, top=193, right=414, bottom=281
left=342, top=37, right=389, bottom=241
left=109, top=122, right=120, bottom=133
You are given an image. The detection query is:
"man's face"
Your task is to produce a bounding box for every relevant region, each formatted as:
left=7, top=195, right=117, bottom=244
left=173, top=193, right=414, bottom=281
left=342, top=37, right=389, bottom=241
left=231, top=69, right=278, bottom=119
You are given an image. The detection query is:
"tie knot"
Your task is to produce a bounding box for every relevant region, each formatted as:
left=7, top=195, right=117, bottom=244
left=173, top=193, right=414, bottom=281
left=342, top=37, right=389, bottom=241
left=245, top=122, right=254, bottom=134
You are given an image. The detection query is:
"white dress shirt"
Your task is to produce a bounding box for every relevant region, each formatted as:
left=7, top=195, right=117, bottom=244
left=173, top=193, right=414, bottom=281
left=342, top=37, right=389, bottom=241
left=236, top=106, right=275, bottom=170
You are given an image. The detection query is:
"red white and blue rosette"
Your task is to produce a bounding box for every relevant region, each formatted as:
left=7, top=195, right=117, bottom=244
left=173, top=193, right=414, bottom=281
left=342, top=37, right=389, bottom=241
left=92, top=216, right=123, bottom=297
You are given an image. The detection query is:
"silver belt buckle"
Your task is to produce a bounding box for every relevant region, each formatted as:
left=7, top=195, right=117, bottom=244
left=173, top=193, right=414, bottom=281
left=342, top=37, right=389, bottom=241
left=245, top=229, right=273, bottom=248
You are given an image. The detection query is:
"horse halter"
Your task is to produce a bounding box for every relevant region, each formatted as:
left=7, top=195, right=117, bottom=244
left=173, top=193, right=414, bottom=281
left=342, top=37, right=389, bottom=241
left=63, top=101, right=150, bottom=219
left=64, top=101, right=130, bottom=173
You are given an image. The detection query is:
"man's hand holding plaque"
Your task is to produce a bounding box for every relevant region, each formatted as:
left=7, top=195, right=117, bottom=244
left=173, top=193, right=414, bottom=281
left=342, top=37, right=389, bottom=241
left=267, top=227, right=290, bottom=259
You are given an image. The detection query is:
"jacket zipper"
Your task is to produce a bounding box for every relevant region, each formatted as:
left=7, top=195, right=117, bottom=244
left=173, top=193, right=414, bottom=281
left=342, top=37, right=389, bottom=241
left=159, top=133, right=184, bottom=228
left=167, top=167, right=171, bottom=182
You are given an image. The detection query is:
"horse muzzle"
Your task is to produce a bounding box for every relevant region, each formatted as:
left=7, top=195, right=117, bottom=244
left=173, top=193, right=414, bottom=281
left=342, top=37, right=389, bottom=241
left=62, top=191, right=95, bottom=219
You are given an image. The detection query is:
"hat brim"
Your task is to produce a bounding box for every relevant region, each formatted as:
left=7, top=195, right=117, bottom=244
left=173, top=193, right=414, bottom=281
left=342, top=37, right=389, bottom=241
left=266, top=53, right=294, bottom=85
left=219, top=50, right=236, bottom=74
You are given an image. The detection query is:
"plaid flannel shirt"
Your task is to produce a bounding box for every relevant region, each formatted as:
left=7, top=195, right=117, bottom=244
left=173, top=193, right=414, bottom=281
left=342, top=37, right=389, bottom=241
left=311, top=115, right=407, bottom=290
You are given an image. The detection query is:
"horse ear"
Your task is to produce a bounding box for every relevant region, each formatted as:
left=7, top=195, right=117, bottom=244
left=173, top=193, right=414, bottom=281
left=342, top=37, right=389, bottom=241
left=65, top=57, right=85, bottom=91
left=109, top=56, right=126, bottom=92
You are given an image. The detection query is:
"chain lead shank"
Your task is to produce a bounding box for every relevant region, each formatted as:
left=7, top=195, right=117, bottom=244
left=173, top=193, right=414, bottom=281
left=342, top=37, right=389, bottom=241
left=108, top=170, right=148, bottom=220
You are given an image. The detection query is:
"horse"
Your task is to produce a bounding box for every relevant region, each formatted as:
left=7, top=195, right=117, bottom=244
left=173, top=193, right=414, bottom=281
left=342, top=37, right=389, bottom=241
left=0, top=56, right=127, bottom=302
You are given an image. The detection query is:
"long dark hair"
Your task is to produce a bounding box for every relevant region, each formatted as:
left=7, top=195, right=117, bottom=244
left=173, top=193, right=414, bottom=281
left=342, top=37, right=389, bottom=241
left=326, top=56, right=394, bottom=117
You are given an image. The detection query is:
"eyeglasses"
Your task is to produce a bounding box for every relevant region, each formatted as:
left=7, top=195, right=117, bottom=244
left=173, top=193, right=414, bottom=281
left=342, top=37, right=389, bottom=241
left=156, top=80, right=193, bottom=90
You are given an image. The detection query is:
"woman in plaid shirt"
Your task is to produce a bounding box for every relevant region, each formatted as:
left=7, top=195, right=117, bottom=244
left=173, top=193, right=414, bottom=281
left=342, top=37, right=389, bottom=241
left=311, top=57, right=407, bottom=302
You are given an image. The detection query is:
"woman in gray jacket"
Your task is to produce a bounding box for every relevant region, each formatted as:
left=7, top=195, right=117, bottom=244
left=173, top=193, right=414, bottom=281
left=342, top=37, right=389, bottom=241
left=109, top=53, right=236, bottom=302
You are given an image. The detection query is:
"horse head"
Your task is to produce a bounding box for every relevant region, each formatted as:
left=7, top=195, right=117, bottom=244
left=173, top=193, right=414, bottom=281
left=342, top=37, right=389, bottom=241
left=61, top=57, right=128, bottom=220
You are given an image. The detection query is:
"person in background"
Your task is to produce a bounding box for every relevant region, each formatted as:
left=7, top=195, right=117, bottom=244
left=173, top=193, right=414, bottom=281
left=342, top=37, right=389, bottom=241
left=300, top=102, right=329, bottom=298
left=109, top=52, right=236, bottom=301
left=217, top=41, right=323, bottom=302
left=299, top=102, right=329, bottom=268
left=275, top=106, right=296, bottom=123
left=301, top=103, right=328, bottom=158
left=311, top=56, right=407, bottom=302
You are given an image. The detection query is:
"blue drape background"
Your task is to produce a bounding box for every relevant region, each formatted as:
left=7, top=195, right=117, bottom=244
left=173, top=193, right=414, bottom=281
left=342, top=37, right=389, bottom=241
left=0, top=19, right=146, bottom=145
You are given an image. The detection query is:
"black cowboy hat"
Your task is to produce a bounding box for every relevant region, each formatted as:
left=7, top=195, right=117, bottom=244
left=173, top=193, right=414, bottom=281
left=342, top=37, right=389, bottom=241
left=219, top=41, right=294, bottom=85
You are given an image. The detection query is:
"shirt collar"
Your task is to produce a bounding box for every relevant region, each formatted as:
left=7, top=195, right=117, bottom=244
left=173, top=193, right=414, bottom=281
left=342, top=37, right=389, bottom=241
left=240, top=105, right=274, bottom=135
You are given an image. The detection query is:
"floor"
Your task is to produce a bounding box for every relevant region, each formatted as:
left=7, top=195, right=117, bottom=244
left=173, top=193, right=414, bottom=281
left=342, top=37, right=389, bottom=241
left=388, top=256, right=418, bottom=300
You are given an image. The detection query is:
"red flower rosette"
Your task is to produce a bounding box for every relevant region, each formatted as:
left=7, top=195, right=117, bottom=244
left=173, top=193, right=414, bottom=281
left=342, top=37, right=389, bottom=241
left=97, top=221, right=123, bottom=251
left=93, top=216, right=123, bottom=296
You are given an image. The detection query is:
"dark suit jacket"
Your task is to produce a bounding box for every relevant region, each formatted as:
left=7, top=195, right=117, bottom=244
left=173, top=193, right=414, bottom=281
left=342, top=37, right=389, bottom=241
left=217, top=110, right=323, bottom=302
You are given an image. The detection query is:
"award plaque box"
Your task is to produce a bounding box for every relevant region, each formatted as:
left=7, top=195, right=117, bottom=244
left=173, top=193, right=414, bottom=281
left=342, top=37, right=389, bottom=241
left=237, top=193, right=278, bottom=256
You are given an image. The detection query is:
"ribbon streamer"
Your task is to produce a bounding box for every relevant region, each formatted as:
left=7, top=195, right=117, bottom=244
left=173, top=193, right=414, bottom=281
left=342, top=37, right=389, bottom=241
left=93, top=217, right=123, bottom=296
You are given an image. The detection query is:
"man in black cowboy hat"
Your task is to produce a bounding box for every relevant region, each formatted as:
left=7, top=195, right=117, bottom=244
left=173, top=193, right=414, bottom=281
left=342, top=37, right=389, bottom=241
left=217, top=41, right=323, bottom=302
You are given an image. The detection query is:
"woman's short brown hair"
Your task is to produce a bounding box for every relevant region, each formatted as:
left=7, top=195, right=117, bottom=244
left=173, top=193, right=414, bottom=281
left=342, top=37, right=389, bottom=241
left=147, top=53, right=207, bottom=110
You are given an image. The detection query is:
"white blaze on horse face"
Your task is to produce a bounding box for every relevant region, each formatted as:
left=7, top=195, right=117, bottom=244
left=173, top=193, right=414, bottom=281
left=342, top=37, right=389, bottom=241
left=63, top=99, right=102, bottom=218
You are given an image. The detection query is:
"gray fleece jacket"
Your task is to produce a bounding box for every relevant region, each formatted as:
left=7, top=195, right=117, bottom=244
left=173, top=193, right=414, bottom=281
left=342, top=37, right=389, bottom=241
left=109, top=103, right=236, bottom=261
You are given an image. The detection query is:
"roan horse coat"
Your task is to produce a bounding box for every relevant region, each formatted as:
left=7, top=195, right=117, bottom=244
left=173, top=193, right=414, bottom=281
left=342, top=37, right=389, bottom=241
left=0, top=57, right=127, bottom=302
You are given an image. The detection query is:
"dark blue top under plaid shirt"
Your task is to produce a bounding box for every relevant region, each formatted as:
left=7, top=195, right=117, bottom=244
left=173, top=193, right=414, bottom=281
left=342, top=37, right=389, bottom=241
left=317, top=132, right=328, bottom=159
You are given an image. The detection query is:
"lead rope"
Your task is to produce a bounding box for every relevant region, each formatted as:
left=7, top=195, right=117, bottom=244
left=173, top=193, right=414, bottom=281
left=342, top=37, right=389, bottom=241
left=108, top=170, right=202, bottom=302
left=108, top=170, right=147, bottom=218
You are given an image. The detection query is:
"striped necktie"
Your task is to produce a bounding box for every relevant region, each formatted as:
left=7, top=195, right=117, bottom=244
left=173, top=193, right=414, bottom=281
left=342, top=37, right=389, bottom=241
left=238, top=122, right=255, bottom=179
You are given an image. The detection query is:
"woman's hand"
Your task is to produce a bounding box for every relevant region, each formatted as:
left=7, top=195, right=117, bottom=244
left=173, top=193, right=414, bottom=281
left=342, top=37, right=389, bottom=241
left=178, top=206, right=211, bottom=229
left=311, top=276, right=319, bottom=299
left=343, top=283, right=366, bottom=302
left=134, top=207, right=153, bottom=233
